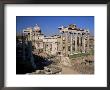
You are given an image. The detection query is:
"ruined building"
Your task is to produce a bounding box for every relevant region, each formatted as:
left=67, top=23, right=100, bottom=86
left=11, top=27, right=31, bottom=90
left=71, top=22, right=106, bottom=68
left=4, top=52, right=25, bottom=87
left=23, top=24, right=90, bottom=57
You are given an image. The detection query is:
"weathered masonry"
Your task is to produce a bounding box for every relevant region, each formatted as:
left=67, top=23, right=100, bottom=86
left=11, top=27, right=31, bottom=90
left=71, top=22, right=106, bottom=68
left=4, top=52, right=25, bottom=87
left=58, top=24, right=90, bottom=56
left=23, top=24, right=90, bottom=56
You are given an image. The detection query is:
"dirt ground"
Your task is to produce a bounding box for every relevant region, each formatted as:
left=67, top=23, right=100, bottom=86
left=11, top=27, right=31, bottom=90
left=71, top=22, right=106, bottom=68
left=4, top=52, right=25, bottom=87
left=61, top=66, right=79, bottom=74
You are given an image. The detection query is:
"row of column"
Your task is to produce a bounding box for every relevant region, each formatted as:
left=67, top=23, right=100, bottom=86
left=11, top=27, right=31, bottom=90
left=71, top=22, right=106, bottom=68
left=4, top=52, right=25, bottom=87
left=61, top=31, right=89, bottom=56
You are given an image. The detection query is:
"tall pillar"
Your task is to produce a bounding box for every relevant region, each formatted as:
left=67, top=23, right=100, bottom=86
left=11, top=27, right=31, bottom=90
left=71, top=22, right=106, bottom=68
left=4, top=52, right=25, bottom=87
left=74, top=33, right=78, bottom=54
left=87, top=33, right=90, bottom=52
left=60, top=32, right=63, bottom=56
left=70, top=32, right=73, bottom=55
left=43, top=42, right=45, bottom=52
left=82, top=33, right=85, bottom=53
left=65, top=31, right=68, bottom=56
left=78, top=34, right=81, bottom=53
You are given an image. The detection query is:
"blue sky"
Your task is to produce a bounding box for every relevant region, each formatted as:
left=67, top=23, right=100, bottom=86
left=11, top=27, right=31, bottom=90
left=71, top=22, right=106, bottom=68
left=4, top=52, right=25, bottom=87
left=16, top=16, right=94, bottom=36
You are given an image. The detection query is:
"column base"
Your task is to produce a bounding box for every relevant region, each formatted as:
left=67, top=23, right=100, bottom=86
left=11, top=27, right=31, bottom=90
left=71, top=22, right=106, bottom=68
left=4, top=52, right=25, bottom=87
left=82, top=51, right=85, bottom=53
left=74, top=52, right=78, bottom=54
left=70, top=53, right=73, bottom=55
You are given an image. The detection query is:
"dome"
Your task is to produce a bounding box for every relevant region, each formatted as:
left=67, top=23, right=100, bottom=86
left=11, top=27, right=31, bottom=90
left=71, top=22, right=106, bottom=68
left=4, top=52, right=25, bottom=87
left=33, top=24, right=41, bottom=32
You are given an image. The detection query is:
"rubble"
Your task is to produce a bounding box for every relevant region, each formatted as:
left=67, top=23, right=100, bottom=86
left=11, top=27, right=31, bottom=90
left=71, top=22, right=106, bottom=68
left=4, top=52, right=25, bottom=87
left=60, top=56, right=72, bottom=67
left=71, top=55, right=94, bottom=74
left=26, top=65, right=62, bottom=75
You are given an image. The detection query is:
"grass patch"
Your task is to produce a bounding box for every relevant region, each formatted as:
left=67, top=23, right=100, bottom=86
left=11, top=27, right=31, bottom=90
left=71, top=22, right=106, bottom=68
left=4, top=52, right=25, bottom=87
left=69, top=49, right=94, bottom=59
left=69, top=53, right=89, bottom=59
left=89, top=49, right=94, bottom=55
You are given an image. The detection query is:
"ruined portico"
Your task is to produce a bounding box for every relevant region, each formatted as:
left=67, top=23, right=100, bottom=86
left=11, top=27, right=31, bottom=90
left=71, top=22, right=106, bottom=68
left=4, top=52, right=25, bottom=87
left=58, top=24, right=90, bottom=57
left=22, top=24, right=90, bottom=57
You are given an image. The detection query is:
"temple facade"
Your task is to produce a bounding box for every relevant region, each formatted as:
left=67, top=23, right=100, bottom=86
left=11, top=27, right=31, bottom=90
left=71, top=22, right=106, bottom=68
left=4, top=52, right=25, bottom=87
left=23, top=24, right=90, bottom=56
left=58, top=24, right=90, bottom=56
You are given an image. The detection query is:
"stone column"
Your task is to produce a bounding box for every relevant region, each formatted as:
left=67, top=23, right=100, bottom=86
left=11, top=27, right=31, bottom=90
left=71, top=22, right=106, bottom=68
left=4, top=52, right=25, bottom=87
left=78, top=34, right=81, bottom=53
left=74, top=33, right=78, bottom=54
left=70, top=32, right=73, bottom=55
left=65, top=31, right=68, bottom=56
left=60, top=32, right=63, bottom=56
left=43, top=42, right=45, bottom=52
left=82, top=33, right=86, bottom=53
left=87, top=33, right=90, bottom=52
